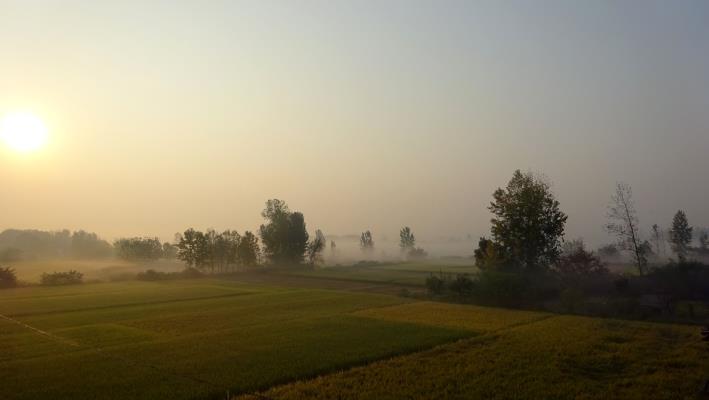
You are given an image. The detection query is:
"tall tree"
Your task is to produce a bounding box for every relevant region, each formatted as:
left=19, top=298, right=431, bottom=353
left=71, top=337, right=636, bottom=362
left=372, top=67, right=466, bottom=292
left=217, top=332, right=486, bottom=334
left=487, top=170, right=567, bottom=270
left=237, top=231, right=260, bottom=267
left=399, top=227, right=416, bottom=252
left=360, top=230, right=374, bottom=252
left=650, top=224, right=666, bottom=257
left=699, top=229, right=709, bottom=252
left=307, top=229, right=326, bottom=265
left=606, top=183, right=647, bottom=275
left=669, top=210, right=693, bottom=262
left=259, top=199, right=309, bottom=265
left=176, top=228, right=209, bottom=270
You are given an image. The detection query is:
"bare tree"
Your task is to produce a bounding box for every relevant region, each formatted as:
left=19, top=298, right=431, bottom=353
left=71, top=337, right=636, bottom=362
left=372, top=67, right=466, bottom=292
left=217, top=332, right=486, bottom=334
left=606, top=183, right=647, bottom=275
left=651, top=224, right=666, bottom=258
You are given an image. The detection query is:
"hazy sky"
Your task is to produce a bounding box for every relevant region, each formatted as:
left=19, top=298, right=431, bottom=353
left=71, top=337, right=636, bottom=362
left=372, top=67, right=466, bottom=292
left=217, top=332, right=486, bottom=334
left=1, top=1, right=708, bottom=249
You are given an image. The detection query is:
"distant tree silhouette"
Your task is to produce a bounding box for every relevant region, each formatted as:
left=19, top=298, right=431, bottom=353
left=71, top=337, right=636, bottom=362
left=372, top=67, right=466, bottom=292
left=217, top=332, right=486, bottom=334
left=0, top=266, right=17, bottom=289
left=487, top=170, right=567, bottom=270
left=238, top=231, right=260, bottom=267
left=360, top=230, right=374, bottom=252
left=651, top=224, right=666, bottom=258
left=114, top=237, right=163, bottom=261
left=307, top=229, right=326, bottom=265
left=259, top=199, right=309, bottom=265
left=399, top=227, right=416, bottom=252
left=699, top=230, right=709, bottom=252
left=606, top=183, right=647, bottom=275
left=162, top=242, right=177, bottom=259
left=669, top=210, right=693, bottom=262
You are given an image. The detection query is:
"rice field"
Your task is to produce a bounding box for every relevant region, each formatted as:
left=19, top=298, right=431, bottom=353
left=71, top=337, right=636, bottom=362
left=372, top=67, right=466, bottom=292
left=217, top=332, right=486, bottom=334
left=283, top=261, right=478, bottom=286
left=239, top=303, right=709, bottom=400
left=2, top=279, right=707, bottom=400
left=0, top=280, right=469, bottom=400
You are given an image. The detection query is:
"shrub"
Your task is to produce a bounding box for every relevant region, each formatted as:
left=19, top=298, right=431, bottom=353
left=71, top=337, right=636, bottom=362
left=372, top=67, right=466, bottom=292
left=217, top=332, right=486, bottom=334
left=40, top=270, right=83, bottom=286
left=475, top=270, right=529, bottom=307
left=0, top=266, right=18, bottom=289
left=449, top=274, right=475, bottom=296
left=408, top=247, right=428, bottom=260
left=136, top=269, right=166, bottom=281
left=425, top=273, right=446, bottom=295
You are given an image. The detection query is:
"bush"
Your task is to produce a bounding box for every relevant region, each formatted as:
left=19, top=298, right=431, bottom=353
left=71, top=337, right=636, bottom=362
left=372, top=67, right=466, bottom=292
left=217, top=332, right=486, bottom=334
left=40, top=270, right=83, bottom=286
left=408, top=247, right=428, bottom=260
left=136, top=269, right=166, bottom=281
left=475, top=270, right=529, bottom=307
left=0, top=266, right=18, bottom=289
left=425, top=273, right=446, bottom=295
left=449, top=274, right=475, bottom=296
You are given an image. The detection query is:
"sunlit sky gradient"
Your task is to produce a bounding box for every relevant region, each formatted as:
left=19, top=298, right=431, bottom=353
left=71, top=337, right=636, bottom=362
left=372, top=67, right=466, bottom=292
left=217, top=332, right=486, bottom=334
left=1, top=1, right=708, bottom=249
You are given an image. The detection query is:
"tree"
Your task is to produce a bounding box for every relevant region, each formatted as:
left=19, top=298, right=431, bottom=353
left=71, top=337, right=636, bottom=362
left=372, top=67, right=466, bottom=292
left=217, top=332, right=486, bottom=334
left=114, top=237, right=163, bottom=261
left=40, top=270, right=83, bottom=285
left=651, top=224, right=666, bottom=257
left=606, top=183, right=647, bottom=275
left=669, top=210, right=693, bottom=262
left=488, top=170, right=567, bottom=270
left=162, top=242, right=177, bottom=259
left=399, top=227, right=416, bottom=252
left=237, top=231, right=260, bottom=267
left=176, top=228, right=210, bottom=270
left=699, top=230, right=709, bottom=252
left=597, top=244, right=620, bottom=260
left=70, top=230, right=113, bottom=259
left=0, top=266, right=17, bottom=289
left=259, top=199, right=309, bottom=265
left=360, top=230, right=374, bottom=252
left=307, top=229, right=326, bottom=266
left=473, top=237, right=508, bottom=269
left=554, top=240, right=608, bottom=278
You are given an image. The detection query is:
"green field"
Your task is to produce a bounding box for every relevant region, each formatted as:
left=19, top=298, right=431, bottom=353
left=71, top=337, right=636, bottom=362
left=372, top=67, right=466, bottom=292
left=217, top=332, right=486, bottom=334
left=283, top=261, right=479, bottom=286
left=1, top=278, right=707, bottom=400
left=0, top=280, right=468, bottom=400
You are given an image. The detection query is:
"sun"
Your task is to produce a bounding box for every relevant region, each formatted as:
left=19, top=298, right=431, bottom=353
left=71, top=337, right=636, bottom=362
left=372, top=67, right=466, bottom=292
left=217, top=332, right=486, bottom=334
left=0, top=111, right=49, bottom=153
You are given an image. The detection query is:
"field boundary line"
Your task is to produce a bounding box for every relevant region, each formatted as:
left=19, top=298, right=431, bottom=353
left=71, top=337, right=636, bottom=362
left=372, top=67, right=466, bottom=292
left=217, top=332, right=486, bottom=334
left=238, top=312, right=558, bottom=400
left=0, top=312, right=81, bottom=347
left=1, top=312, right=227, bottom=396
left=7, top=292, right=252, bottom=318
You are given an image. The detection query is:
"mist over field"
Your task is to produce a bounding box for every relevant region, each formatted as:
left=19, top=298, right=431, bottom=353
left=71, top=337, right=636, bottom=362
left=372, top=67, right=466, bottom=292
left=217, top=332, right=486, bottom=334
left=2, top=2, right=709, bottom=400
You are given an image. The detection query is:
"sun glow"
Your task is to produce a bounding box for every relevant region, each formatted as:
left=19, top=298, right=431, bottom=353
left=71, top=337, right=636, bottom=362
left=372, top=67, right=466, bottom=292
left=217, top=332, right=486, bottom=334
left=0, top=111, right=49, bottom=153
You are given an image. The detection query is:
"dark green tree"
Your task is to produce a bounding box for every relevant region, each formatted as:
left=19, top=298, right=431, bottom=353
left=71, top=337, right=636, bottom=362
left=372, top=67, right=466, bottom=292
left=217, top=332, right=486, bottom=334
left=488, top=170, right=567, bottom=270
left=669, top=210, right=693, bottom=262
left=237, top=231, right=260, bottom=267
left=259, top=199, right=309, bottom=265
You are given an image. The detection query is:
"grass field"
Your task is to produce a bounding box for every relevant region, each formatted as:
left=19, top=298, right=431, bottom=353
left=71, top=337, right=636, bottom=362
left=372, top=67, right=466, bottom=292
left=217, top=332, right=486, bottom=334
left=0, top=280, right=469, bottom=400
left=283, top=261, right=478, bottom=287
left=9, top=258, right=185, bottom=283
left=240, top=302, right=709, bottom=400
left=2, top=278, right=707, bottom=400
